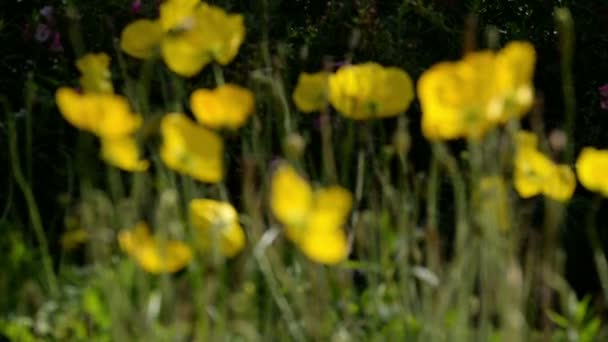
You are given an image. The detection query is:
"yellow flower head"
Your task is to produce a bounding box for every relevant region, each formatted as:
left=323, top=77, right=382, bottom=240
left=292, top=72, right=330, bottom=113
left=328, top=63, right=414, bottom=120
left=189, top=199, right=245, bottom=257
left=418, top=41, right=536, bottom=140
left=118, top=222, right=193, bottom=274
left=160, top=113, right=224, bottom=183
left=76, top=53, right=114, bottom=94
left=513, top=131, right=575, bottom=202
left=55, top=87, right=142, bottom=138
left=190, top=84, right=255, bottom=129
left=270, top=163, right=352, bottom=265
left=576, top=147, right=608, bottom=196
left=100, top=136, right=149, bottom=172
left=120, top=1, right=245, bottom=77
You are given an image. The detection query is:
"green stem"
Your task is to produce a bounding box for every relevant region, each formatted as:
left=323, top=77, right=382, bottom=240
left=555, top=7, right=576, bottom=162
left=3, top=97, right=59, bottom=297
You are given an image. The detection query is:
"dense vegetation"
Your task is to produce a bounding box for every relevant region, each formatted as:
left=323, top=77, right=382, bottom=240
left=2, top=0, right=608, bottom=340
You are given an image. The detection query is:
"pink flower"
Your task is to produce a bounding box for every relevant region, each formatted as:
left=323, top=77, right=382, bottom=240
left=49, top=32, right=64, bottom=52
left=599, top=84, right=608, bottom=111
left=131, top=0, right=142, bottom=15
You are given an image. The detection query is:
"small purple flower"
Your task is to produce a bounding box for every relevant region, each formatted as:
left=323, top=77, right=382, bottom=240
left=34, top=23, right=51, bottom=42
left=49, top=32, right=64, bottom=52
left=131, top=0, right=142, bottom=15
left=599, top=84, right=608, bottom=111
left=40, top=6, right=55, bottom=23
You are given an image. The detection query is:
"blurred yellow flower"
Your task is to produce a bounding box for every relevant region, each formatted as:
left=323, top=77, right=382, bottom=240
left=160, top=113, right=224, bottom=183
left=292, top=72, right=329, bottom=113
left=118, top=222, right=193, bottom=274
left=76, top=53, right=114, bottom=94
left=189, top=199, right=245, bottom=257
left=190, top=84, right=255, bottom=129
left=120, top=1, right=245, bottom=77
left=100, top=136, right=149, bottom=172
left=270, top=163, right=352, bottom=265
left=328, top=63, right=414, bottom=120
left=418, top=41, right=536, bottom=140
left=576, top=147, right=608, bottom=196
left=60, top=228, right=89, bottom=250
left=55, top=87, right=142, bottom=138
left=513, top=131, right=575, bottom=202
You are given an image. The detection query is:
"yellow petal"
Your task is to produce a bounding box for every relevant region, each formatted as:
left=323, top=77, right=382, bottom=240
left=298, top=211, right=349, bottom=265
left=159, top=0, right=199, bottom=31
left=576, top=147, right=608, bottom=196
left=328, top=63, right=414, bottom=119
left=270, top=163, right=313, bottom=230
left=515, top=130, right=538, bottom=150
left=193, top=3, right=245, bottom=65
left=76, top=53, right=114, bottom=94
left=100, top=136, right=149, bottom=172
left=513, top=147, right=551, bottom=198
left=120, top=19, right=163, bottom=59
left=313, top=186, right=353, bottom=224
left=190, top=84, right=254, bottom=129
left=543, top=164, right=576, bottom=202
left=56, top=88, right=142, bottom=137
left=494, top=41, right=536, bottom=120
left=292, top=72, right=329, bottom=113
left=160, top=113, right=224, bottom=183
left=161, top=34, right=211, bottom=77
left=118, top=222, right=192, bottom=274
left=189, top=199, right=245, bottom=257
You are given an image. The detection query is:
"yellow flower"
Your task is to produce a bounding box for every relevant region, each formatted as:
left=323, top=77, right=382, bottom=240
left=270, top=163, right=352, bottom=265
left=328, top=63, right=414, bottom=120
left=576, top=147, right=608, bottom=196
left=292, top=72, right=329, bottom=113
left=418, top=41, right=536, bottom=140
left=513, top=131, right=575, bottom=202
left=189, top=199, right=245, bottom=257
left=120, top=1, right=245, bottom=77
left=190, top=84, right=255, bottom=129
left=100, top=136, right=149, bottom=172
left=120, top=19, right=164, bottom=59
left=55, top=87, right=142, bottom=138
left=160, top=113, right=224, bottom=183
left=118, top=222, right=193, bottom=274
left=76, top=53, right=114, bottom=94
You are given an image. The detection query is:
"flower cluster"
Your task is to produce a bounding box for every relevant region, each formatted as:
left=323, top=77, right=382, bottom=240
left=270, top=163, right=353, bottom=265
left=120, top=0, right=245, bottom=77
left=56, top=53, right=149, bottom=172
left=292, top=62, right=414, bottom=120
left=418, top=42, right=536, bottom=140
left=513, top=131, right=575, bottom=202
left=119, top=198, right=244, bottom=273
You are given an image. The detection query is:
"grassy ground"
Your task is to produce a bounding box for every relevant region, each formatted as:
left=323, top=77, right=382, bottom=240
left=2, top=0, right=608, bottom=341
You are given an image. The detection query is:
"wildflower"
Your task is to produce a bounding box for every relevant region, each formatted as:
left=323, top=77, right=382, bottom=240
left=48, top=32, right=63, bottom=52
left=55, top=87, right=142, bottom=138
left=118, top=222, right=193, bottom=273
left=270, top=163, right=352, bottom=265
left=292, top=72, right=330, bottom=113
left=599, top=84, right=608, bottom=111
left=160, top=113, right=224, bottom=183
left=189, top=199, right=245, bottom=257
left=76, top=53, right=114, bottom=94
left=100, top=136, right=149, bottom=172
left=120, top=0, right=245, bottom=77
left=513, top=131, right=575, bottom=202
left=190, top=84, right=255, bottom=129
left=576, top=147, right=608, bottom=196
left=328, top=63, right=414, bottom=119
left=418, top=41, right=536, bottom=140
left=131, top=0, right=142, bottom=15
